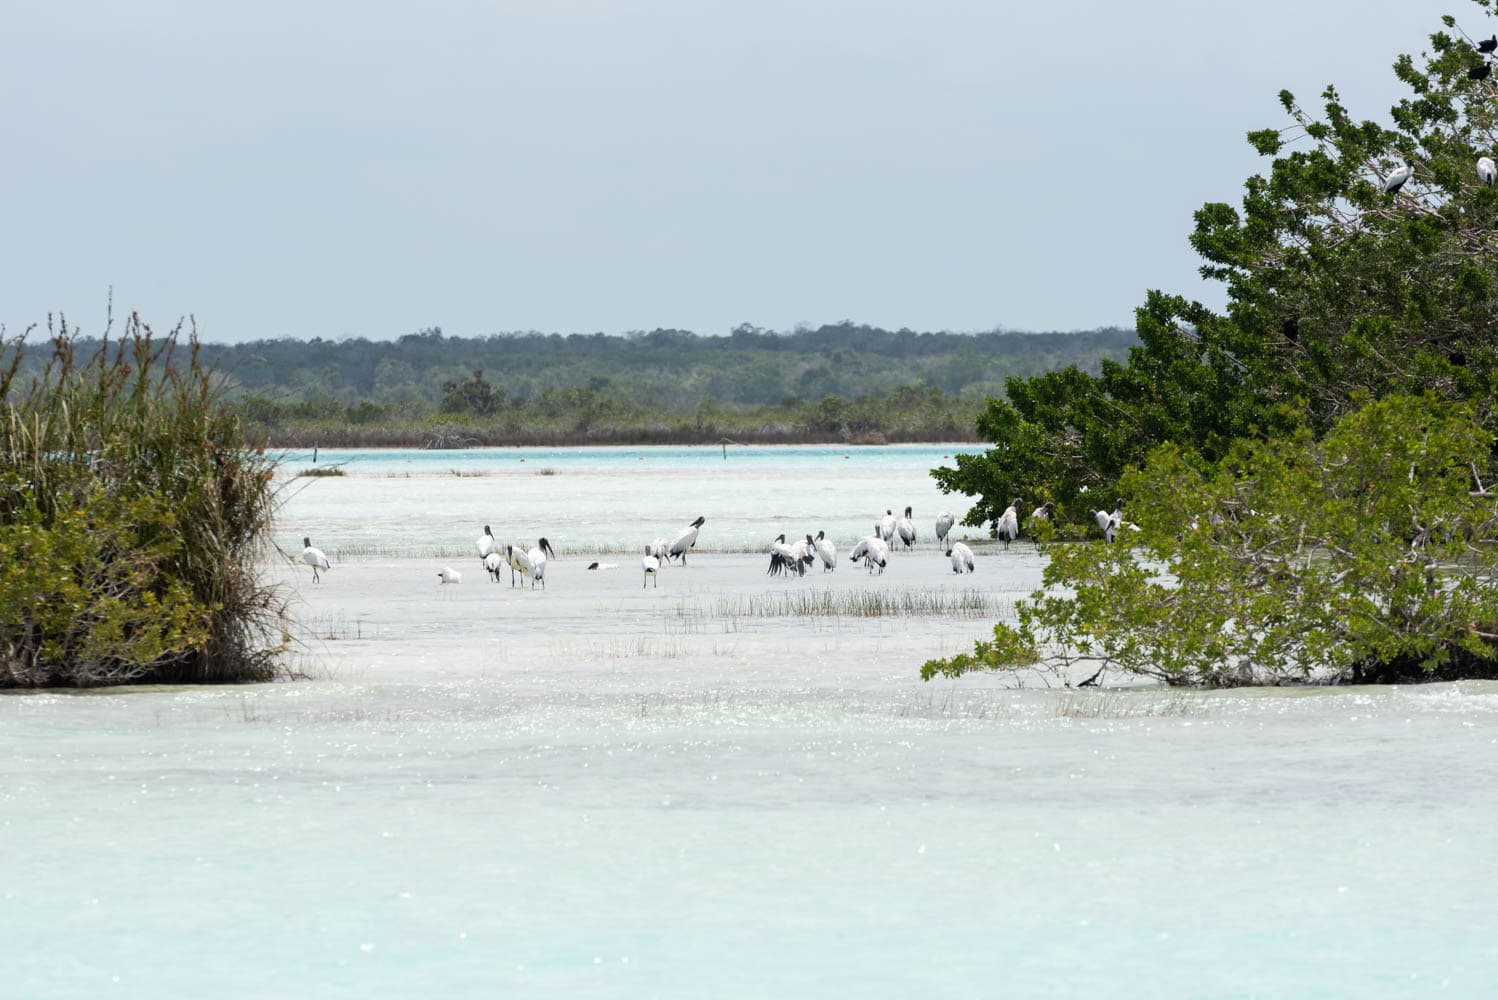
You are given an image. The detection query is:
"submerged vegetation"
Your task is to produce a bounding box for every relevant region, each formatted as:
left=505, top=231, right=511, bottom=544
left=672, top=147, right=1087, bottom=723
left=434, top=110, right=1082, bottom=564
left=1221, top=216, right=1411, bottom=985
left=0, top=314, right=285, bottom=687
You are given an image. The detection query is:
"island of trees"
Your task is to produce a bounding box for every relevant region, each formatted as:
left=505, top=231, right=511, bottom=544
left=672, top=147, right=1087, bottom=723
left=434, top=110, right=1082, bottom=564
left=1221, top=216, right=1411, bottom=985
left=926, top=6, right=1498, bottom=687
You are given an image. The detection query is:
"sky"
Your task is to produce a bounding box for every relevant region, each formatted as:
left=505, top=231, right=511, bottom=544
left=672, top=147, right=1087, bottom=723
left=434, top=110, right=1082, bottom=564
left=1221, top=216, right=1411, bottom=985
left=0, top=1, right=1454, bottom=343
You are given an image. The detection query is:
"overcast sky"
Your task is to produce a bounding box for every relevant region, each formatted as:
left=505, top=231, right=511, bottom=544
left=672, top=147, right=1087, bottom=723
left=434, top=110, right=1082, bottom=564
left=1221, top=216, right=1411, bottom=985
left=0, top=1, right=1453, bottom=342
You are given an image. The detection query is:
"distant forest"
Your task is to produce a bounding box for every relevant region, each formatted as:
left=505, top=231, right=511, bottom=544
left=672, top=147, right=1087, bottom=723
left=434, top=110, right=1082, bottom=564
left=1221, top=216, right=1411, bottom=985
left=17, top=321, right=1137, bottom=445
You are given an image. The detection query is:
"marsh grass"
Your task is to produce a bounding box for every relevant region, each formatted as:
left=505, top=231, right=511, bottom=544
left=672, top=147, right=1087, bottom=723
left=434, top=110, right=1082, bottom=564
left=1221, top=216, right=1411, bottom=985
left=709, top=588, right=1004, bottom=619
left=1052, top=691, right=1209, bottom=718
left=0, top=311, right=287, bottom=687
left=297, top=466, right=346, bottom=477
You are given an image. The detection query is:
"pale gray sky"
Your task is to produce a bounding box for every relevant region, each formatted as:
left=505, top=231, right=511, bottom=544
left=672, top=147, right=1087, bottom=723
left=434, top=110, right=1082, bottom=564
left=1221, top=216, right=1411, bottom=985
left=0, top=1, right=1449, bottom=341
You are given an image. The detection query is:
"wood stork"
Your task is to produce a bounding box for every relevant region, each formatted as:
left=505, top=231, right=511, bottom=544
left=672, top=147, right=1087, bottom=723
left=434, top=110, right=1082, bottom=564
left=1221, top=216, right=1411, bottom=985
left=503, top=544, right=532, bottom=587
left=849, top=533, right=890, bottom=574
left=878, top=509, right=897, bottom=543
left=896, top=506, right=916, bottom=550
left=1479, top=156, right=1497, bottom=186
left=813, top=530, right=837, bottom=572
left=642, top=546, right=660, bottom=588
left=667, top=516, right=705, bottom=565
left=438, top=566, right=462, bottom=584
left=483, top=551, right=504, bottom=582
left=526, top=537, right=556, bottom=589
left=1093, top=501, right=1123, bottom=543
left=301, top=537, right=330, bottom=583
left=477, top=525, right=495, bottom=562
left=995, top=498, right=1022, bottom=549
left=1382, top=161, right=1413, bottom=195
left=647, top=537, right=669, bottom=561
left=768, top=533, right=812, bottom=577
left=791, top=533, right=817, bottom=574
left=935, top=511, right=955, bottom=545
left=947, top=541, right=975, bottom=574
left=1029, top=501, right=1054, bottom=525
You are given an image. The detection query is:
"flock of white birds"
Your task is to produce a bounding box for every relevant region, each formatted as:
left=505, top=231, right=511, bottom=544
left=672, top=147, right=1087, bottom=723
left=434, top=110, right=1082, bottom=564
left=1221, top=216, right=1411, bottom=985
left=297, top=499, right=1137, bottom=590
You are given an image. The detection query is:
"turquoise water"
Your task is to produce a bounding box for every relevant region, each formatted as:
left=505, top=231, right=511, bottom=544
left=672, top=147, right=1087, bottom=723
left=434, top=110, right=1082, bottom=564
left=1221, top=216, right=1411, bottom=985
left=4, top=445, right=1497, bottom=998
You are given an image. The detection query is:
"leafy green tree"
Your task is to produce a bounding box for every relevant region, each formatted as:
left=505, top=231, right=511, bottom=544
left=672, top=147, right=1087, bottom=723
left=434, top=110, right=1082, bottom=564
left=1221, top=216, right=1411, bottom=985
left=440, top=369, right=502, bottom=416
left=934, top=6, right=1498, bottom=530
left=924, top=396, right=1498, bottom=687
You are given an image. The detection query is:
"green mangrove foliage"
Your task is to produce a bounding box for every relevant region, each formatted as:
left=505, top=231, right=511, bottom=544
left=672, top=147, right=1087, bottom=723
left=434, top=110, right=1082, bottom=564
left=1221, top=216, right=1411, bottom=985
left=0, top=316, right=285, bottom=687
left=934, top=5, right=1498, bottom=531
left=923, top=397, right=1498, bottom=687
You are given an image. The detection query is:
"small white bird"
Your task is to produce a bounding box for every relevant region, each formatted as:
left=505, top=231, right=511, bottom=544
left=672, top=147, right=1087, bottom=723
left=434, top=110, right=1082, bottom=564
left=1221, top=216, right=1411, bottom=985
left=813, top=530, right=837, bottom=572
left=878, top=509, right=897, bottom=543
left=438, top=566, right=463, bottom=584
left=849, top=533, right=890, bottom=574
left=642, top=546, right=660, bottom=588
left=483, top=551, right=504, bottom=582
left=668, top=516, right=706, bottom=565
left=995, top=497, right=1022, bottom=549
left=301, top=537, right=330, bottom=583
left=1383, top=161, right=1413, bottom=194
left=947, top=541, right=975, bottom=574
left=1479, top=156, right=1497, bottom=186
left=935, top=511, right=955, bottom=545
left=896, top=506, right=916, bottom=550
left=476, top=525, right=495, bottom=562
left=526, top=537, right=556, bottom=589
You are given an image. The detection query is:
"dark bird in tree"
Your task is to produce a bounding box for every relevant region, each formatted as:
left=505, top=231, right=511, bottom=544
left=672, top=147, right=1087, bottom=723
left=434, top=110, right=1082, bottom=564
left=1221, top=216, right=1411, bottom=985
left=1468, top=62, right=1492, bottom=81
left=1282, top=317, right=1299, bottom=343
left=1479, top=35, right=1497, bottom=53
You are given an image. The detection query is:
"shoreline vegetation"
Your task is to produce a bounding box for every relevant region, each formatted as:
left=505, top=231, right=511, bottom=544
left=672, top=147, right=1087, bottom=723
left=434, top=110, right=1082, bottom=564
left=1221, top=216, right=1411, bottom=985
left=0, top=317, right=287, bottom=689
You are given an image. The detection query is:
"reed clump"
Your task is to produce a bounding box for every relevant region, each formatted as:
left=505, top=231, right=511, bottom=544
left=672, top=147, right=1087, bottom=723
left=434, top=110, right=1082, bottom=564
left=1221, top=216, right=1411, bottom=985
left=0, top=313, right=287, bottom=687
left=710, top=588, right=1001, bottom=619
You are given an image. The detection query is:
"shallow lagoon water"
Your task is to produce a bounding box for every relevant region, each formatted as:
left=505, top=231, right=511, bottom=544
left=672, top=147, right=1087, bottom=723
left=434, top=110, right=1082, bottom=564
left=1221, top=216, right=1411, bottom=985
left=4, top=446, right=1498, bottom=998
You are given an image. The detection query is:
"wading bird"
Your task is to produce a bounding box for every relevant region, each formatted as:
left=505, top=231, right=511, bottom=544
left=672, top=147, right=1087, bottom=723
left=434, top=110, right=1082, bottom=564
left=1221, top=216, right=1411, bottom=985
left=477, top=525, right=495, bottom=562
left=302, top=537, right=330, bottom=583
left=642, top=547, right=660, bottom=588
left=878, top=509, right=897, bottom=543
left=1481, top=34, right=1498, bottom=53
left=647, top=537, right=669, bottom=561
left=438, top=566, right=462, bottom=584
left=526, top=537, right=556, bottom=589
left=947, top=541, right=975, bottom=574
left=1029, top=501, right=1054, bottom=526
left=1094, top=501, right=1124, bottom=543
left=935, top=511, right=954, bottom=545
left=503, top=544, right=532, bottom=587
left=1479, top=156, right=1496, bottom=186
left=813, top=530, right=837, bottom=572
left=667, top=516, right=706, bottom=565
left=849, top=533, right=890, bottom=574
left=1382, top=161, right=1413, bottom=194
left=995, top=498, right=1022, bottom=549
left=896, top=506, right=916, bottom=550
left=1470, top=62, right=1493, bottom=81
left=483, top=551, right=504, bottom=582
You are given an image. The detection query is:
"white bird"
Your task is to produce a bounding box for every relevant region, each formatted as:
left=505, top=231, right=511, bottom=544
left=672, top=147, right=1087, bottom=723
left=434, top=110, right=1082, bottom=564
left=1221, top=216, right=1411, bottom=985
left=896, top=506, right=916, bottom=550
left=647, top=537, right=669, bottom=561
left=813, top=530, right=837, bottom=572
left=1029, top=501, right=1054, bottom=525
left=935, top=511, right=955, bottom=545
left=878, top=509, right=897, bottom=543
left=767, top=533, right=807, bottom=577
left=849, top=533, right=890, bottom=574
left=1094, top=499, right=1127, bottom=543
left=995, top=497, right=1022, bottom=549
left=476, top=525, right=495, bottom=562
left=1383, top=161, right=1413, bottom=194
left=947, top=541, right=975, bottom=574
left=301, top=537, right=330, bottom=583
left=483, top=551, right=504, bottom=582
left=667, top=516, right=705, bottom=565
left=526, top=537, right=556, bottom=589
left=438, top=566, right=462, bottom=584
left=641, top=546, right=660, bottom=588
left=502, top=543, right=532, bottom=587
left=1479, top=156, right=1496, bottom=186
